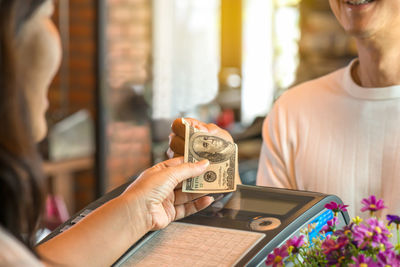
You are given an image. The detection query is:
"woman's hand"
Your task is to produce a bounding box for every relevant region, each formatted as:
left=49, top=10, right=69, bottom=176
left=123, top=157, right=213, bottom=232
left=167, top=118, right=233, bottom=158
left=38, top=157, right=213, bottom=266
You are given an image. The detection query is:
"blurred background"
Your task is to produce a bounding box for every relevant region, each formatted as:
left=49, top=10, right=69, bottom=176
left=41, top=0, right=357, bottom=226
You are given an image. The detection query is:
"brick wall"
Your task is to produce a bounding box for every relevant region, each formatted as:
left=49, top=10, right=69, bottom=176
left=107, top=0, right=151, bottom=89
left=46, top=0, right=97, bottom=212
left=107, top=122, right=151, bottom=189
left=48, top=0, right=96, bottom=118
left=47, top=0, right=154, bottom=207
left=106, top=0, right=152, bottom=191
left=48, top=0, right=153, bottom=206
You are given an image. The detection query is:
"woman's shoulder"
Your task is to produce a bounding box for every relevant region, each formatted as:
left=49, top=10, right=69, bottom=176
left=0, top=227, right=43, bottom=267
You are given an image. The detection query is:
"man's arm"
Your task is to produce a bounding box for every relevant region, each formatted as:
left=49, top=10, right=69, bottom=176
left=256, top=100, right=298, bottom=189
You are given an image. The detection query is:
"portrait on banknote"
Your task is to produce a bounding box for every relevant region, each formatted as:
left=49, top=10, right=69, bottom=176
left=182, top=119, right=238, bottom=193
left=189, top=135, right=235, bottom=163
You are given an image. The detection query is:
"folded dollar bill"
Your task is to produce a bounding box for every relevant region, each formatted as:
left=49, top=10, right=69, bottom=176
left=182, top=119, right=238, bottom=193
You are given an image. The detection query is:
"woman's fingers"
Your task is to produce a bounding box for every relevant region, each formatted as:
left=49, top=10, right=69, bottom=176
left=171, top=118, right=186, bottom=138
left=166, top=148, right=182, bottom=159
left=204, top=123, right=234, bottom=142
left=163, top=156, right=184, bottom=166
left=174, top=196, right=214, bottom=221
left=166, top=147, right=174, bottom=159
left=150, top=157, right=184, bottom=171
left=176, top=181, right=183, bottom=189
left=169, top=134, right=185, bottom=155
left=174, top=191, right=208, bottom=205
left=171, top=117, right=233, bottom=142
left=171, top=118, right=209, bottom=138
left=169, top=118, right=234, bottom=158
left=166, top=159, right=210, bottom=185
left=146, top=158, right=208, bottom=187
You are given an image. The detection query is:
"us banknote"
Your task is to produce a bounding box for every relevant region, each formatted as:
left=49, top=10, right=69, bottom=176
left=182, top=119, right=238, bottom=193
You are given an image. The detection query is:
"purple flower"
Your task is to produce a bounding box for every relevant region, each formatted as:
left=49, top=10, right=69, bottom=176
left=350, top=254, right=377, bottom=267
left=321, top=235, right=348, bottom=255
left=334, top=223, right=354, bottom=238
left=320, top=217, right=339, bottom=234
left=353, top=218, right=392, bottom=249
left=376, top=249, right=400, bottom=266
left=352, top=224, right=372, bottom=249
left=264, top=195, right=400, bottom=266
left=265, top=245, right=288, bottom=267
left=286, top=235, right=305, bottom=254
left=361, top=195, right=387, bottom=213
left=321, top=235, right=349, bottom=265
left=325, top=201, right=349, bottom=214
left=387, top=214, right=400, bottom=227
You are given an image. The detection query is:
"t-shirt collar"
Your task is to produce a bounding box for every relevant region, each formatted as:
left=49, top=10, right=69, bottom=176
left=343, top=58, right=400, bottom=100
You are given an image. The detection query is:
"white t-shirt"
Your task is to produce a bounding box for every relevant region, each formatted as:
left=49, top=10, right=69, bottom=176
left=0, top=227, right=43, bottom=267
left=257, top=59, right=400, bottom=218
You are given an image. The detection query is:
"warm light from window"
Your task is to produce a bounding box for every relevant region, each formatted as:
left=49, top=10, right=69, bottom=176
left=241, top=0, right=300, bottom=125
left=152, top=0, right=220, bottom=119
left=241, top=0, right=274, bottom=125
left=274, top=6, right=300, bottom=89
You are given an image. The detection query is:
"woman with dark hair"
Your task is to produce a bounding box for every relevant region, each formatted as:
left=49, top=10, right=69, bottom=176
left=0, top=0, right=213, bottom=265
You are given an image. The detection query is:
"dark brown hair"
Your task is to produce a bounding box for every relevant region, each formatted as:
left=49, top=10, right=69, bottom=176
left=0, top=0, right=47, bottom=251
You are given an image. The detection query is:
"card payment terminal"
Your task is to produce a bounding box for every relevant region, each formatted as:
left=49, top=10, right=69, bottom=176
left=41, top=184, right=350, bottom=266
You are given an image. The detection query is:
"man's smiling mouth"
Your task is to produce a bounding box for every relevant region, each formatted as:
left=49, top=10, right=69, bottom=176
left=346, top=0, right=374, bottom=5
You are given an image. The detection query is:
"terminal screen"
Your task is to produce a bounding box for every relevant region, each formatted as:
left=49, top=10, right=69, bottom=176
left=224, top=193, right=299, bottom=215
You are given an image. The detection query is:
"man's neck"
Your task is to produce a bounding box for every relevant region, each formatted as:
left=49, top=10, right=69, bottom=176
left=355, top=36, right=400, bottom=88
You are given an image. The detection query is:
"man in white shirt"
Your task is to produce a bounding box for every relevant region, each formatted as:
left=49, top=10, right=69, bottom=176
left=256, top=59, right=400, bottom=217
left=256, top=0, right=400, bottom=218
left=169, top=0, right=400, bottom=218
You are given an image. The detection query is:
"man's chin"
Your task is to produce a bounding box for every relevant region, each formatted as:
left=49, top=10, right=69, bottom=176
left=348, top=29, right=371, bottom=39
left=345, top=21, right=377, bottom=40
